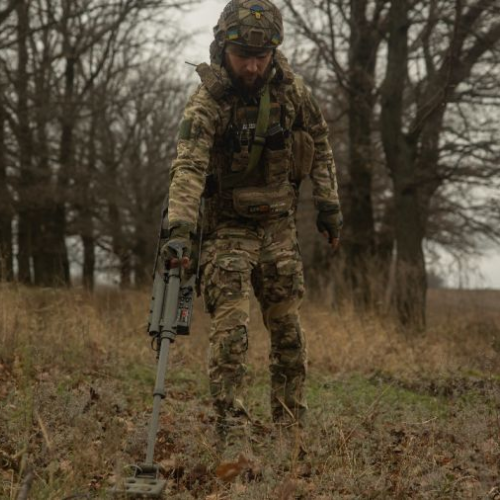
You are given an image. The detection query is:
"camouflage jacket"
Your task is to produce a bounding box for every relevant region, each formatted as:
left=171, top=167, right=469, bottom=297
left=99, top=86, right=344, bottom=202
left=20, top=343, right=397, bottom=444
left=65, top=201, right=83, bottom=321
left=168, top=50, right=341, bottom=232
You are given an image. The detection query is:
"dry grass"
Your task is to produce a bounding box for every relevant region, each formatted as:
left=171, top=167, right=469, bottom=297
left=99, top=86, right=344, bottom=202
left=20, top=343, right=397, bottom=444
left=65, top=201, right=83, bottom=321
left=0, top=283, right=499, bottom=499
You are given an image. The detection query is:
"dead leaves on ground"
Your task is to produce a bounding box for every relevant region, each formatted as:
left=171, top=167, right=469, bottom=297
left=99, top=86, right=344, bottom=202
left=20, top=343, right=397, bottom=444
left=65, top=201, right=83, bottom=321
left=215, top=454, right=252, bottom=483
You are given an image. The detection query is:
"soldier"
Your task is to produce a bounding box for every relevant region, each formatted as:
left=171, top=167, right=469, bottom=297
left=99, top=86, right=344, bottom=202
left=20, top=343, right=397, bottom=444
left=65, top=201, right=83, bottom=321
left=164, top=0, right=342, bottom=456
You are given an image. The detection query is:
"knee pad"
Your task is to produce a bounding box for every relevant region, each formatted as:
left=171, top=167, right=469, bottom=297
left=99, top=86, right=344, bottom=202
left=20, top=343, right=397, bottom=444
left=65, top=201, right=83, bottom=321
left=211, top=325, right=248, bottom=363
left=269, top=314, right=303, bottom=350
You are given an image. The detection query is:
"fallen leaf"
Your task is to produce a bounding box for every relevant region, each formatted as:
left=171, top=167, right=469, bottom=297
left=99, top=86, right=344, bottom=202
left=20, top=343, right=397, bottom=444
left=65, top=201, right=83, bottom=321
left=215, top=454, right=250, bottom=483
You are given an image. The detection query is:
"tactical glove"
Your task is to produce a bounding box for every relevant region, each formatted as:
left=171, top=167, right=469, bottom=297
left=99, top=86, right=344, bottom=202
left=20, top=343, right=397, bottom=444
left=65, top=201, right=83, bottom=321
left=316, top=205, right=343, bottom=243
left=161, top=223, right=193, bottom=265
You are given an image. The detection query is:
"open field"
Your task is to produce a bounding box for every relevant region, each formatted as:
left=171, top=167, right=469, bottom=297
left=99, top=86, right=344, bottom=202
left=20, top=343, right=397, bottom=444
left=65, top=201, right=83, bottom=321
left=1, top=285, right=499, bottom=499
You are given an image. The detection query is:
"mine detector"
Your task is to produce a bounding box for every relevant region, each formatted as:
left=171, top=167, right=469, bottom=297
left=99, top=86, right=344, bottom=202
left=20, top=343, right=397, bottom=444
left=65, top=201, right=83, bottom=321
left=111, top=198, right=199, bottom=498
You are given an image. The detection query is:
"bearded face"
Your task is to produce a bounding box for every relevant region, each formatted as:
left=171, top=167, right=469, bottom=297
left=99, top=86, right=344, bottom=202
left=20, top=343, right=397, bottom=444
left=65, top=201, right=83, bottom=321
left=224, top=45, right=274, bottom=95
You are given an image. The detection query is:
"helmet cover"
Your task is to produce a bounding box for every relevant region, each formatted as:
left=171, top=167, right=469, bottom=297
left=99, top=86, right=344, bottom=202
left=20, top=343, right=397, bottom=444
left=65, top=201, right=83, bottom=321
left=210, top=0, right=283, bottom=63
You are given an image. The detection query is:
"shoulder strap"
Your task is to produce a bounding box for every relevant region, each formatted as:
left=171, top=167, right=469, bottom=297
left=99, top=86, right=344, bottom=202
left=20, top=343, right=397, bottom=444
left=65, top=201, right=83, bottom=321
left=273, top=50, right=295, bottom=85
left=247, top=84, right=270, bottom=174
left=196, top=63, right=227, bottom=100
left=221, top=85, right=271, bottom=190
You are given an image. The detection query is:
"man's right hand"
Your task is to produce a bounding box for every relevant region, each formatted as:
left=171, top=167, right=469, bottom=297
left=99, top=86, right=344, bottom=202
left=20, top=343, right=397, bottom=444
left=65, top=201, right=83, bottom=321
left=161, top=224, right=192, bottom=269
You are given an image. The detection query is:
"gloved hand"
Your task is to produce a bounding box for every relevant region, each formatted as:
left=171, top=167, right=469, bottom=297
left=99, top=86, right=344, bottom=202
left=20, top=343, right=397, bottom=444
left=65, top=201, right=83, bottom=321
left=161, top=223, right=193, bottom=269
left=316, top=205, right=343, bottom=249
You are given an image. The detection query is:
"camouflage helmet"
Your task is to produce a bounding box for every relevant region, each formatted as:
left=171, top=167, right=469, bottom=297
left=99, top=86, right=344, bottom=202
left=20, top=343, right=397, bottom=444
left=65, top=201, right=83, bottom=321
left=210, top=0, right=283, bottom=64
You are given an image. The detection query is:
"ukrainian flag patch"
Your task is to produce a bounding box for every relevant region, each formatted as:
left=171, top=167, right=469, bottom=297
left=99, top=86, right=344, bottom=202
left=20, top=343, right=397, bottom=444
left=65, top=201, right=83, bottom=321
left=250, top=5, right=264, bottom=19
left=227, top=28, right=239, bottom=40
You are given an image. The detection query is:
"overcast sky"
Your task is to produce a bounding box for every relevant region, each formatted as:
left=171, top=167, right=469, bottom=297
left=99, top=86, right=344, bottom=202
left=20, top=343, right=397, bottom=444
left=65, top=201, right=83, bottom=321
left=181, top=1, right=500, bottom=289
left=182, top=0, right=227, bottom=63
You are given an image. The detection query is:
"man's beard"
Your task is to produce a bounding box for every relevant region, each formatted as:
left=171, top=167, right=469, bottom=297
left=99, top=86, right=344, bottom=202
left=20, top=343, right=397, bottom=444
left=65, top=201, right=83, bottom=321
left=226, top=63, right=273, bottom=97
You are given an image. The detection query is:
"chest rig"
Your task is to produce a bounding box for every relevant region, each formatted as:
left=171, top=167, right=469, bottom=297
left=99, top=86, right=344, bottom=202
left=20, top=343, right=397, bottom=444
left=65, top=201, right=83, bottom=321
left=199, top=74, right=295, bottom=224
left=222, top=90, right=295, bottom=220
left=222, top=86, right=290, bottom=184
left=196, top=53, right=302, bottom=229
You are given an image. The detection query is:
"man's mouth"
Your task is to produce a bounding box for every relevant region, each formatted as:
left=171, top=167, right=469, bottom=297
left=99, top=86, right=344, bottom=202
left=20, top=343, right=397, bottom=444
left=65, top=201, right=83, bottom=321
left=243, top=75, right=258, bottom=83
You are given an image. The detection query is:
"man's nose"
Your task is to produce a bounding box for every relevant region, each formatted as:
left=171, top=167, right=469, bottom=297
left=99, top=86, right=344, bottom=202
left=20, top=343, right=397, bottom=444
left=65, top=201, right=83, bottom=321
left=245, top=57, right=258, bottom=73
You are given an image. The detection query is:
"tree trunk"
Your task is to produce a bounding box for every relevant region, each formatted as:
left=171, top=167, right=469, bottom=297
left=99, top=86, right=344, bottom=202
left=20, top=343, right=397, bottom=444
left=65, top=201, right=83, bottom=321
left=82, top=231, right=95, bottom=290
left=0, top=91, right=13, bottom=281
left=31, top=37, right=56, bottom=287
left=376, top=200, right=395, bottom=306
left=344, top=0, right=378, bottom=306
left=381, top=0, right=426, bottom=330
left=344, top=0, right=393, bottom=307
left=108, top=201, right=130, bottom=288
left=120, top=254, right=131, bottom=288
left=392, top=169, right=427, bottom=330
left=133, top=234, right=151, bottom=287
left=81, top=100, right=97, bottom=291
left=47, top=48, right=76, bottom=286
left=99, top=106, right=130, bottom=288
left=15, top=0, right=34, bottom=284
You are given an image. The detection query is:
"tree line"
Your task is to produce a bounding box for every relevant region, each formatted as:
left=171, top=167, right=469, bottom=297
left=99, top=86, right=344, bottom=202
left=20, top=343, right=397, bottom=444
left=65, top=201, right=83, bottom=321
left=0, top=0, right=192, bottom=289
left=284, top=0, right=500, bottom=328
left=1, top=0, right=499, bottom=330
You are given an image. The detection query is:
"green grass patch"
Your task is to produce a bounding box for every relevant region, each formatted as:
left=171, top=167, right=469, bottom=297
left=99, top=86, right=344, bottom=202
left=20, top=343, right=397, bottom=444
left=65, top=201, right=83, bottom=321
left=308, top=373, right=447, bottom=416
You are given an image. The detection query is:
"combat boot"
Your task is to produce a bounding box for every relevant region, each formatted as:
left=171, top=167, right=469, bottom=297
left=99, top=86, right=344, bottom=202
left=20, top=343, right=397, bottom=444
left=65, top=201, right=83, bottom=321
left=272, top=408, right=308, bottom=462
left=215, top=404, right=254, bottom=464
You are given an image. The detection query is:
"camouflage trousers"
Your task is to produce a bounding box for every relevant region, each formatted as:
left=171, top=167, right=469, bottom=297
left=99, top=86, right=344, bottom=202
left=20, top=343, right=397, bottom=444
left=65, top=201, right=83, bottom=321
left=200, top=215, right=307, bottom=433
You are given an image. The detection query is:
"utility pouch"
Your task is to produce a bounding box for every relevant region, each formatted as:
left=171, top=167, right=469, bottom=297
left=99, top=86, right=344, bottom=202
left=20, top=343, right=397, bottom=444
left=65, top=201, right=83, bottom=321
left=232, top=183, right=295, bottom=220
left=292, top=130, right=315, bottom=182
left=266, top=123, right=287, bottom=151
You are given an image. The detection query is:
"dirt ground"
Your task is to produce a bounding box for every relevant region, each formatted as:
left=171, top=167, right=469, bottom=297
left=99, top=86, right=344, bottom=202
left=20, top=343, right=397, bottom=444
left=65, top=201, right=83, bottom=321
left=0, top=285, right=499, bottom=499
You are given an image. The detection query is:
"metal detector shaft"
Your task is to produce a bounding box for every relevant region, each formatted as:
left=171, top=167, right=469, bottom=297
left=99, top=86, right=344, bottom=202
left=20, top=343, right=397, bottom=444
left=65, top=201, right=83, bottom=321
left=145, top=263, right=181, bottom=466
left=110, top=202, right=197, bottom=497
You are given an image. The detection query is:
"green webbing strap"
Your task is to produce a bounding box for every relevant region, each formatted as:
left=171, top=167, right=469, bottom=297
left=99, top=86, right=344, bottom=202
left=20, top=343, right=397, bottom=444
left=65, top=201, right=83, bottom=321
left=248, top=84, right=270, bottom=173
left=220, top=85, right=270, bottom=190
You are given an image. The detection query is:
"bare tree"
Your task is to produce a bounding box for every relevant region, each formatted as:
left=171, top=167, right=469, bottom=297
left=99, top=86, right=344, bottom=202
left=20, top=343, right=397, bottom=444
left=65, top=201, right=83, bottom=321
left=0, top=77, right=13, bottom=281
left=282, top=0, right=392, bottom=306
left=0, top=0, right=196, bottom=287
left=0, top=0, right=15, bottom=282
left=14, top=0, right=35, bottom=283
left=282, top=0, right=500, bottom=327
left=94, top=57, right=186, bottom=288
left=381, top=0, right=500, bottom=328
